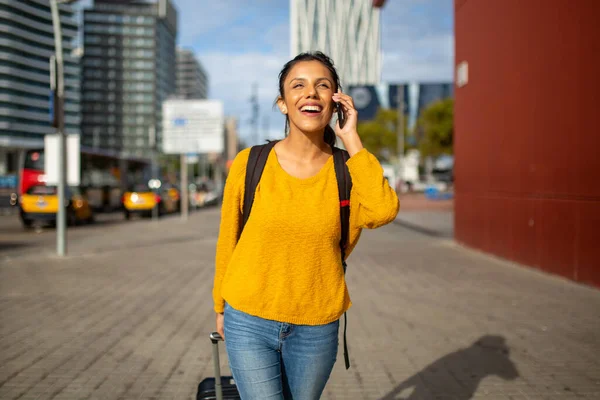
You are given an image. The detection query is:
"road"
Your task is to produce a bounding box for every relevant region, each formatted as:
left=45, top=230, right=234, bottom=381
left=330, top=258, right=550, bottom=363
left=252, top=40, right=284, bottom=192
left=0, top=207, right=599, bottom=399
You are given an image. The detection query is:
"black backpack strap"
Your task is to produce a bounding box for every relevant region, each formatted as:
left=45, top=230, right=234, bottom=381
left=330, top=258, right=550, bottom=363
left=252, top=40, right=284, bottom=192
left=332, top=146, right=352, bottom=370
left=332, top=147, right=352, bottom=271
left=241, top=140, right=278, bottom=234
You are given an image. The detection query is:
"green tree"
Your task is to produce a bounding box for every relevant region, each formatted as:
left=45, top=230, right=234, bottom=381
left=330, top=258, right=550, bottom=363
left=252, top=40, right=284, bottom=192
left=416, top=98, right=454, bottom=158
left=356, top=108, right=411, bottom=162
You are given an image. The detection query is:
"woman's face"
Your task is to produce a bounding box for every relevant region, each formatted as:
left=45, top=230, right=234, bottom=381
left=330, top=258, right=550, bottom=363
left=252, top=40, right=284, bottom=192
left=278, top=60, right=336, bottom=134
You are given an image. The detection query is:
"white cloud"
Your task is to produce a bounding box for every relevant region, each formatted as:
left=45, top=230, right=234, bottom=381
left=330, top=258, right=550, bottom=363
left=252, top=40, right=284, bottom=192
left=381, top=33, right=455, bottom=82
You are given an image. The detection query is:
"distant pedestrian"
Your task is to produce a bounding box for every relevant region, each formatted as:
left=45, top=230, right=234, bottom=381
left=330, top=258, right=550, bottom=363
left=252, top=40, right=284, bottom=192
left=212, top=51, right=400, bottom=399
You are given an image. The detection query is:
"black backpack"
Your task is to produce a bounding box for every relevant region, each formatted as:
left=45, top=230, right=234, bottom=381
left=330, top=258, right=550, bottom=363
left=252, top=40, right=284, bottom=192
left=239, top=140, right=352, bottom=369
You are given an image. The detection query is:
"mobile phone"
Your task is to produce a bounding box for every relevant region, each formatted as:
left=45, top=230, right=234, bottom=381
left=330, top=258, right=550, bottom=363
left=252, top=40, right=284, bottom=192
left=336, top=102, right=346, bottom=129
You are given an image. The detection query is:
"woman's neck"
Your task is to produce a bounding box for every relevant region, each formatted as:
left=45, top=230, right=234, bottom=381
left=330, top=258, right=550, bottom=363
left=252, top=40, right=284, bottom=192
left=281, top=127, right=330, bottom=161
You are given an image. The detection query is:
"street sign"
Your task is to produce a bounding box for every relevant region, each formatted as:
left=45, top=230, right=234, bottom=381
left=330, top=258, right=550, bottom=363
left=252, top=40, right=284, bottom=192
left=44, top=134, right=80, bottom=186
left=162, top=100, right=224, bottom=155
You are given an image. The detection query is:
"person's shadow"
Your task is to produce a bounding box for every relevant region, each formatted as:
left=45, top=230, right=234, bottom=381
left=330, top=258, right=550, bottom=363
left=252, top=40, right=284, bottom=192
left=380, top=335, right=519, bottom=400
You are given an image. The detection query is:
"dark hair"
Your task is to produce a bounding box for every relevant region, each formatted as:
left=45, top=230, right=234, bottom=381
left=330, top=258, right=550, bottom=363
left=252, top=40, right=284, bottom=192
left=276, top=51, right=342, bottom=147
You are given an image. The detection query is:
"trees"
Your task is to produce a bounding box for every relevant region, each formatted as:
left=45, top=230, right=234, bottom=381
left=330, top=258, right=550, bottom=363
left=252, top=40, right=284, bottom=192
left=416, top=98, right=454, bottom=158
left=356, top=108, right=410, bottom=162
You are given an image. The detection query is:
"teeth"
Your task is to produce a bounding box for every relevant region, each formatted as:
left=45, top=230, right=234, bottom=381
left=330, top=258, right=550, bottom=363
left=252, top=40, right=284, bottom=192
left=301, top=105, right=321, bottom=112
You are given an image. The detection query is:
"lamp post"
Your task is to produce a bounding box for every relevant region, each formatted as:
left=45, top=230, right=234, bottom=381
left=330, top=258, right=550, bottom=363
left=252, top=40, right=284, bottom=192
left=396, top=85, right=405, bottom=194
left=50, top=0, right=79, bottom=256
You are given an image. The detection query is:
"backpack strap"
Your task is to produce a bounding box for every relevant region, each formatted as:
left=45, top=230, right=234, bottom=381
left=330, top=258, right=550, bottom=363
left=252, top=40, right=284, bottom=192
left=332, top=146, right=352, bottom=370
left=332, top=147, right=352, bottom=272
left=241, top=140, right=278, bottom=233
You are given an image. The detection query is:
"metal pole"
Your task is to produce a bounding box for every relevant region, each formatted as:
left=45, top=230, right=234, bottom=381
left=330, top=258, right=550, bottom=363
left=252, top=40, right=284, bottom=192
left=180, top=154, right=188, bottom=221
left=50, top=0, right=67, bottom=256
left=149, top=125, right=158, bottom=221
left=397, top=84, right=405, bottom=194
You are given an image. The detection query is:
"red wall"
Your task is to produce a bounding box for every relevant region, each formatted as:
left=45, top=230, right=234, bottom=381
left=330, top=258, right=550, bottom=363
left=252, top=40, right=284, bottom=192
left=454, top=0, right=600, bottom=287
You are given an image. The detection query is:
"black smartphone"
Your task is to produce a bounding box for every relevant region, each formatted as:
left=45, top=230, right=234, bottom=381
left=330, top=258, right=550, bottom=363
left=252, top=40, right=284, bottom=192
left=336, top=102, right=346, bottom=129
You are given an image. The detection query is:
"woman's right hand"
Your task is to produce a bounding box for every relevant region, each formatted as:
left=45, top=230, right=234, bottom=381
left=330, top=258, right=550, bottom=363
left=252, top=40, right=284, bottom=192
left=216, top=312, right=225, bottom=339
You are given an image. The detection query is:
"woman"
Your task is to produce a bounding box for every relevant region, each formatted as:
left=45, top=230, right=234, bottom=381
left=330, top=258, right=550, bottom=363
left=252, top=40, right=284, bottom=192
left=213, top=51, right=399, bottom=399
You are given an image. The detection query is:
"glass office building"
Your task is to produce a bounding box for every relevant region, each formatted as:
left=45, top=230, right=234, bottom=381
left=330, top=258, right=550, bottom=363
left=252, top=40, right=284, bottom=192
left=0, top=0, right=80, bottom=171
left=81, top=0, right=177, bottom=158
left=176, top=48, right=208, bottom=100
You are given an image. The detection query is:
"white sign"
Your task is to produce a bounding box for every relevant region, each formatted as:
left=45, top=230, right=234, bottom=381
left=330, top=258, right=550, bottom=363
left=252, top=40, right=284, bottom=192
left=162, top=100, right=224, bottom=154
left=44, top=134, right=80, bottom=186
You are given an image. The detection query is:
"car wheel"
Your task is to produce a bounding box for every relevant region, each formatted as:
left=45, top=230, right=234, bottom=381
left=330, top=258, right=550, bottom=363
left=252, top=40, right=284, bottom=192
left=67, top=209, right=77, bottom=226
left=124, top=210, right=131, bottom=220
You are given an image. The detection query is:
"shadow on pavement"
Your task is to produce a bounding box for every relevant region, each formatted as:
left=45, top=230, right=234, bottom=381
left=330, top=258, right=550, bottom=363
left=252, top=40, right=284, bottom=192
left=0, top=242, right=32, bottom=253
left=379, top=335, right=519, bottom=400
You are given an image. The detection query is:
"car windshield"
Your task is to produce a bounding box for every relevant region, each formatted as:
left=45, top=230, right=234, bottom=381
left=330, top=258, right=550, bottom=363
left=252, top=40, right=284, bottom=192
left=27, top=185, right=57, bottom=195
left=24, top=150, right=44, bottom=171
left=129, top=184, right=150, bottom=192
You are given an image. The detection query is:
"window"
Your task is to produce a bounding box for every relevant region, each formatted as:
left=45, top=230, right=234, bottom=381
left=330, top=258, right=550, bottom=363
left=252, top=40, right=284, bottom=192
left=85, top=58, right=103, bottom=67
left=84, top=47, right=103, bottom=56
left=24, top=150, right=44, bottom=171
left=85, top=35, right=102, bottom=44
left=84, top=92, right=103, bottom=101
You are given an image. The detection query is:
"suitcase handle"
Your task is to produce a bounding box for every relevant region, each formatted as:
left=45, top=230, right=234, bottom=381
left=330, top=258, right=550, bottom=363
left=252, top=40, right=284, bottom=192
left=210, top=331, right=223, bottom=343
left=210, top=332, right=224, bottom=400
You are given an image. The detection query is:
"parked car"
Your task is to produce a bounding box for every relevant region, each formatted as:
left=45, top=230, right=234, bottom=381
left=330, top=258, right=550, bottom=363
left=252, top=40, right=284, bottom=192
left=19, top=185, right=94, bottom=228
left=122, top=182, right=180, bottom=219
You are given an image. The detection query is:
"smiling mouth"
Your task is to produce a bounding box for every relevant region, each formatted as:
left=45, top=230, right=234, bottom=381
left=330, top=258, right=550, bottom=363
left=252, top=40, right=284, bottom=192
left=300, top=105, right=323, bottom=115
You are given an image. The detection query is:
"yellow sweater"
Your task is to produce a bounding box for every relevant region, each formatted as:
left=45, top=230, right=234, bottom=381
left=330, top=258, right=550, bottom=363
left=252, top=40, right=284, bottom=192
left=213, top=147, right=399, bottom=325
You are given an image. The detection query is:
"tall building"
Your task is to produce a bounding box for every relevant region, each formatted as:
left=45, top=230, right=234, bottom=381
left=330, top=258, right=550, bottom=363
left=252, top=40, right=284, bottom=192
left=81, top=0, right=177, bottom=158
left=176, top=48, right=208, bottom=100
left=0, top=0, right=80, bottom=173
left=290, top=0, right=383, bottom=85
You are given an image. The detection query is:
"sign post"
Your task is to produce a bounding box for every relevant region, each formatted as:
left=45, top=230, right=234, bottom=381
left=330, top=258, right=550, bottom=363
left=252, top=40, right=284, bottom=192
left=396, top=84, right=405, bottom=194
left=180, top=154, right=188, bottom=220
left=148, top=125, right=159, bottom=221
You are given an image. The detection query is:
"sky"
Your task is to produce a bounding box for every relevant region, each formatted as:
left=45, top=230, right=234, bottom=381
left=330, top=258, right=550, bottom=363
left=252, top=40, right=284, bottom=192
left=76, top=0, right=454, bottom=146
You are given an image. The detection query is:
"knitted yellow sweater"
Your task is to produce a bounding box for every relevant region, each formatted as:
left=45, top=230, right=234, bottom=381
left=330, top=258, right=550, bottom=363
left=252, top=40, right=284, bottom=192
left=213, top=147, right=399, bottom=325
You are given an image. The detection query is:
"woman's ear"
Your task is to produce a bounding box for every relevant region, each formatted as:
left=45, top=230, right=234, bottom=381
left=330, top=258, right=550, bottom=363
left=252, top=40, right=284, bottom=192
left=276, top=97, right=287, bottom=115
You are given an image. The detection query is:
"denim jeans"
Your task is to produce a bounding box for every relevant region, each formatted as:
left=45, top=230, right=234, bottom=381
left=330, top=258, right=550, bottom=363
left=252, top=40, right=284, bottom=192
left=223, top=303, right=339, bottom=400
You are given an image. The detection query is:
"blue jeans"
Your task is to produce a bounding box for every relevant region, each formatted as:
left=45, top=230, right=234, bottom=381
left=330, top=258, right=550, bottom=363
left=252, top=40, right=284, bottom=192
left=223, top=303, right=339, bottom=400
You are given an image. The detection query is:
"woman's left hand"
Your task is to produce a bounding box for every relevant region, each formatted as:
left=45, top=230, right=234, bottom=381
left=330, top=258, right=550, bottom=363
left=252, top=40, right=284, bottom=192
left=332, top=90, right=364, bottom=156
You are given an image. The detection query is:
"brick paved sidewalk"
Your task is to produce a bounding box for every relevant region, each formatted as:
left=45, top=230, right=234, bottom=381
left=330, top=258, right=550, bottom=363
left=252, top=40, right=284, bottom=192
left=0, top=208, right=599, bottom=399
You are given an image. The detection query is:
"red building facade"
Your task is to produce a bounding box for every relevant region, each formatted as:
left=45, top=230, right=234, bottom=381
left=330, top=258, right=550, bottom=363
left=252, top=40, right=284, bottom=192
left=454, top=0, right=600, bottom=287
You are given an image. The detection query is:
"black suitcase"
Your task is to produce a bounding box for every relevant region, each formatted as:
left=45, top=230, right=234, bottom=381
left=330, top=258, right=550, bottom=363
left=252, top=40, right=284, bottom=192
left=196, top=332, right=241, bottom=400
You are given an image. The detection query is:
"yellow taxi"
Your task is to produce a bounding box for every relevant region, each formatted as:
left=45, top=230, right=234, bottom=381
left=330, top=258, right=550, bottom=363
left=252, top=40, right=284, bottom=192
left=19, top=185, right=94, bottom=228
left=122, top=183, right=180, bottom=219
